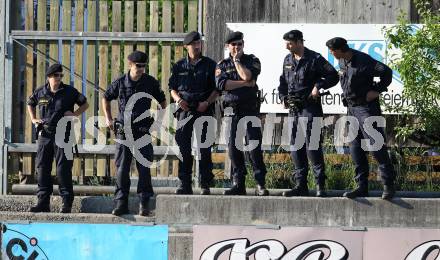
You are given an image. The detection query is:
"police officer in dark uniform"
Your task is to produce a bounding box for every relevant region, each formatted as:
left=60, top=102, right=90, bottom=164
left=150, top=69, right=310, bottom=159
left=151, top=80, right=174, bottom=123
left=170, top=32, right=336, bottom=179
left=27, top=63, right=89, bottom=213
left=326, top=37, right=396, bottom=200
left=102, top=51, right=166, bottom=216
left=216, top=31, right=268, bottom=196
left=169, top=31, right=218, bottom=195
left=278, top=30, right=339, bottom=197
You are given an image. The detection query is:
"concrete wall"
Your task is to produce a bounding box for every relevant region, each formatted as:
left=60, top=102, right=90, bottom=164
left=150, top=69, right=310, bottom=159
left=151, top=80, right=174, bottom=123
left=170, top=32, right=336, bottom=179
left=2, top=195, right=440, bottom=259
left=156, top=195, right=440, bottom=228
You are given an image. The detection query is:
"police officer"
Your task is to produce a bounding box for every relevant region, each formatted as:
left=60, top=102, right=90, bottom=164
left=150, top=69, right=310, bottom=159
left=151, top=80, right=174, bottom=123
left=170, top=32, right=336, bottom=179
left=102, top=51, right=166, bottom=216
left=169, top=31, right=218, bottom=195
left=278, top=30, right=339, bottom=197
left=216, top=31, right=268, bottom=196
left=326, top=37, right=396, bottom=200
left=27, top=63, right=89, bottom=213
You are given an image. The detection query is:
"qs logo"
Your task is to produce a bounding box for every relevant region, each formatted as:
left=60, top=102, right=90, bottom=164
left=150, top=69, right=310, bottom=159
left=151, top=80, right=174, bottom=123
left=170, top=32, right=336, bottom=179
left=1, top=224, right=48, bottom=260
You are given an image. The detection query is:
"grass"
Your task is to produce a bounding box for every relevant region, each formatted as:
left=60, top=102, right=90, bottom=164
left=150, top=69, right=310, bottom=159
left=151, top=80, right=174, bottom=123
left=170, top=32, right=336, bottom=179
left=215, top=146, right=440, bottom=192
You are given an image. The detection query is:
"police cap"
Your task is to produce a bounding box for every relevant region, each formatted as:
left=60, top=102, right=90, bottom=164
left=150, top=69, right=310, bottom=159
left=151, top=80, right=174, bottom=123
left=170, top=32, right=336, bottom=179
left=183, top=31, right=201, bottom=45
left=283, top=30, right=303, bottom=41
left=46, top=63, right=63, bottom=77
left=326, top=37, right=349, bottom=50
left=225, top=31, right=243, bottom=44
left=127, top=50, right=147, bottom=63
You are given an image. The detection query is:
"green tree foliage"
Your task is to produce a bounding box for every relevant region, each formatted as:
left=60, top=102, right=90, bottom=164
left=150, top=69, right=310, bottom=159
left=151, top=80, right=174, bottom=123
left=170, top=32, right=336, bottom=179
left=384, top=0, right=440, bottom=145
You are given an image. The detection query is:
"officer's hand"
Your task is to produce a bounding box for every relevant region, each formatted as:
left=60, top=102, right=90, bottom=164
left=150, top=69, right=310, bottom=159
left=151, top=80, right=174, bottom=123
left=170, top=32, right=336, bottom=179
left=309, top=86, right=320, bottom=99
left=246, top=80, right=256, bottom=87
left=196, top=101, right=209, bottom=113
left=106, top=118, right=114, bottom=130
left=178, top=99, right=190, bottom=111
left=232, top=50, right=243, bottom=60
left=31, top=119, right=43, bottom=125
left=366, top=90, right=380, bottom=102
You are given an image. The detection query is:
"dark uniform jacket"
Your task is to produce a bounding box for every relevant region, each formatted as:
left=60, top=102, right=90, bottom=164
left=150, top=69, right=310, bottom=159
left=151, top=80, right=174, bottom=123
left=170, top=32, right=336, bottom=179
left=278, top=47, right=338, bottom=102
left=104, top=72, right=166, bottom=125
left=168, top=56, right=217, bottom=110
left=27, top=83, right=87, bottom=128
left=338, top=49, right=392, bottom=106
left=215, top=54, right=261, bottom=107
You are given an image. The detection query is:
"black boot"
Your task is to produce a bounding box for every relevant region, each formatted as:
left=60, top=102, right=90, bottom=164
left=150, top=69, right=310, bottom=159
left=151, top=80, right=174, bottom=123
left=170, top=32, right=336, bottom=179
left=343, top=184, right=369, bottom=198
left=316, top=184, right=327, bottom=197
left=60, top=197, right=73, bottom=213
left=282, top=184, right=309, bottom=197
left=29, top=200, right=50, bottom=213
left=224, top=175, right=246, bottom=195
left=255, top=184, right=269, bottom=196
left=382, top=184, right=395, bottom=200
left=60, top=204, right=72, bottom=213
left=112, top=200, right=129, bottom=216
left=200, top=183, right=211, bottom=195
left=139, top=199, right=150, bottom=216
left=175, top=182, right=193, bottom=195
left=224, top=184, right=246, bottom=195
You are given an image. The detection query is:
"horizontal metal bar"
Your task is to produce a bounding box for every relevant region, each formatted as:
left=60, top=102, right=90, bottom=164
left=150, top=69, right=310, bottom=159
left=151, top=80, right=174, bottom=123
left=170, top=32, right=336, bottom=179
left=342, top=227, right=367, bottom=232
left=6, top=143, right=179, bottom=156
left=10, top=31, right=187, bottom=42
left=256, top=224, right=281, bottom=230
left=11, top=185, right=230, bottom=196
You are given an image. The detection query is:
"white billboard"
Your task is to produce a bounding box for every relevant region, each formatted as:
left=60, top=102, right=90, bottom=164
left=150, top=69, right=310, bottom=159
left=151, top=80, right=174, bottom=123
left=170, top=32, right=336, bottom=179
left=225, top=23, right=411, bottom=114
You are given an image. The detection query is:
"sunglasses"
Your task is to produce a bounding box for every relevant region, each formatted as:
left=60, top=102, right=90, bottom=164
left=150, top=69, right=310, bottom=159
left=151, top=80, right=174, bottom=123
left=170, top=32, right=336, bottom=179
left=52, top=73, right=64, bottom=78
left=230, top=42, right=243, bottom=47
left=135, top=63, right=147, bottom=68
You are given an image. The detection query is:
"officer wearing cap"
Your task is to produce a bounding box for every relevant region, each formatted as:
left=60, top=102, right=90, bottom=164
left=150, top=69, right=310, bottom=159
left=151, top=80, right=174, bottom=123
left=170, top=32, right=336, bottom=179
left=216, top=31, right=268, bottom=196
left=27, top=63, right=89, bottom=213
left=169, top=31, right=218, bottom=195
left=326, top=37, right=396, bottom=200
left=278, top=30, right=338, bottom=197
left=102, top=50, right=166, bottom=216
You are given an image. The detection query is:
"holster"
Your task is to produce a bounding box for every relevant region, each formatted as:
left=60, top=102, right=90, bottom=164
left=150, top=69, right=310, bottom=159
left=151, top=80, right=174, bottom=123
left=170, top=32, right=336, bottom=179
left=113, top=120, right=124, bottom=136
left=286, top=95, right=306, bottom=113
left=256, top=89, right=263, bottom=112
left=34, top=123, right=44, bottom=140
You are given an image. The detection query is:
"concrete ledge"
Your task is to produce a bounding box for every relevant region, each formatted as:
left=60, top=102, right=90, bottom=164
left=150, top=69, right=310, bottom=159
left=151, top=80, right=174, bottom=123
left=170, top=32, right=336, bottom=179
left=155, top=195, right=440, bottom=228
left=0, top=195, right=156, bottom=214
left=0, top=211, right=155, bottom=223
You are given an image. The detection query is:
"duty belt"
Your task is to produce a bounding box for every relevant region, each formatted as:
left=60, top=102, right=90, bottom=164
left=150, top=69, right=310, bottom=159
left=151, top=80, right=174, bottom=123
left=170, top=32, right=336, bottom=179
left=287, top=91, right=330, bottom=113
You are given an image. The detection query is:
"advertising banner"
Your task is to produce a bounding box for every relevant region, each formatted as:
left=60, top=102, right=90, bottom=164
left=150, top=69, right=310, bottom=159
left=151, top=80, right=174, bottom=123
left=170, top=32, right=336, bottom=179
left=225, top=23, right=416, bottom=114
left=194, top=225, right=440, bottom=260
left=1, top=222, right=168, bottom=260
